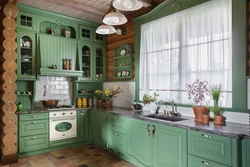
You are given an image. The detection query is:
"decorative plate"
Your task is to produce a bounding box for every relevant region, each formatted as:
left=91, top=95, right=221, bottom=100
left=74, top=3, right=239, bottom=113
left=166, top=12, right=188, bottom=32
left=126, top=70, right=130, bottom=76
left=122, top=70, right=126, bottom=77
left=117, top=72, right=121, bottom=77
left=120, top=49, right=126, bottom=56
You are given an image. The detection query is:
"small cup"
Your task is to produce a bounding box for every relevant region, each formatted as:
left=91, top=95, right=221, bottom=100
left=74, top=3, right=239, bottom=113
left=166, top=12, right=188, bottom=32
left=96, top=74, right=99, bottom=78
left=100, top=74, right=103, bottom=78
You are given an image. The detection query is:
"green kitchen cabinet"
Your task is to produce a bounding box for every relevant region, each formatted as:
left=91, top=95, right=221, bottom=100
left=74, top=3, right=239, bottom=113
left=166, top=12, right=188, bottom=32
left=19, top=119, right=49, bottom=137
left=79, top=25, right=106, bottom=43
left=153, top=124, right=187, bottom=167
left=16, top=11, right=37, bottom=31
left=242, top=139, right=250, bottom=167
left=78, top=41, right=106, bottom=81
left=19, top=134, right=49, bottom=153
left=91, top=109, right=108, bottom=147
left=77, top=110, right=90, bottom=142
left=188, top=155, right=229, bottom=167
left=127, top=118, right=153, bottom=166
left=17, top=30, right=36, bottom=79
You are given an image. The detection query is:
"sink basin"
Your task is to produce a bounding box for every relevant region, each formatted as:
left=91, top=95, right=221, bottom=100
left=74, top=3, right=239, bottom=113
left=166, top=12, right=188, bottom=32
left=142, top=114, right=188, bottom=122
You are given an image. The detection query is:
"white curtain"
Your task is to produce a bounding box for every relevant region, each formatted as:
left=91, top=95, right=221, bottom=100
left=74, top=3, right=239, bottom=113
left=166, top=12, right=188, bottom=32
left=139, top=0, right=232, bottom=107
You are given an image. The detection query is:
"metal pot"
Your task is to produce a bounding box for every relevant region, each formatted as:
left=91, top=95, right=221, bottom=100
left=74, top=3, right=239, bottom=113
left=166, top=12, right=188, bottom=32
left=40, top=100, right=60, bottom=108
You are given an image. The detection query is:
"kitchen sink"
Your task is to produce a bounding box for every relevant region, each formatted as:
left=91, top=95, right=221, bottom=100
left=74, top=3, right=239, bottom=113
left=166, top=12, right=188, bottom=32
left=142, top=114, right=188, bottom=122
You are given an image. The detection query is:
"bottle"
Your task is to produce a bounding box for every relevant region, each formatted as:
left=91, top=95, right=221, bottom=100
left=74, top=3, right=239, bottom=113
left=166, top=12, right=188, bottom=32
left=69, top=59, right=72, bottom=70
left=77, top=98, right=82, bottom=108
left=82, top=97, right=87, bottom=107
left=64, top=58, right=69, bottom=70
left=88, top=97, right=92, bottom=107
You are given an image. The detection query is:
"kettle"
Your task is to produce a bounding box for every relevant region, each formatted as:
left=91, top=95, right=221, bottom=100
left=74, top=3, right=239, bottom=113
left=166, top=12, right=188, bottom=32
left=132, top=103, right=142, bottom=110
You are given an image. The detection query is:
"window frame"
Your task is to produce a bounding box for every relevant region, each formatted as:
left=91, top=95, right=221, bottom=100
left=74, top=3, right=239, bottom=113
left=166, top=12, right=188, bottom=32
left=134, top=0, right=247, bottom=112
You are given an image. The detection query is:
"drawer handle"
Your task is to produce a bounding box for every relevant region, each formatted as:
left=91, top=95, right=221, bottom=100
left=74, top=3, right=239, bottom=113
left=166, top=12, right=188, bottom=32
left=32, top=137, right=37, bottom=139
left=202, top=161, right=212, bottom=166
left=146, top=124, right=151, bottom=136
left=32, top=121, right=37, bottom=124
left=115, top=133, right=119, bottom=136
left=114, top=116, right=118, bottom=119
left=201, top=134, right=212, bottom=138
left=152, top=125, right=155, bottom=138
left=31, top=116, right=37, bottom=118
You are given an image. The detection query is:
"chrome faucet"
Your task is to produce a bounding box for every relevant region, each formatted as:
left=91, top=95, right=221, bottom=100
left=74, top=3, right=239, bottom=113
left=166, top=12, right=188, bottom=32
left=155, top=100, right=164, bottom=115
left=169, top=100, right=181, bottom=116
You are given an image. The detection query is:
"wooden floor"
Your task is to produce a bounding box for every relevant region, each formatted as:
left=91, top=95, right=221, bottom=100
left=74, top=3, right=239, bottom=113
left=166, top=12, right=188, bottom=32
left=1, top=144, right=136, bottom=167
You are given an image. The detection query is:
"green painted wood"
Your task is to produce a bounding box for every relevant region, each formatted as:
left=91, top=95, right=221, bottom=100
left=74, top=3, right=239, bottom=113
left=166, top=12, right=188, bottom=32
left=109, top=115, right=127, bottom=134
left=188, top=130, right=232, bottom=166
left=16, top=81, right=35, bottom=110
left=19, top=119, right=48, bottom=137
left=109, top=129, right=126, bottom=153
left=91, top=109, right=108, bottom=147
left=50, top=138, right=77, bottom=147
left=17, top=30, right=37, bottom=79
left=16, top=11, right=37, bottom=31
left=94, top=33, right=106, bottom=44
left=127, top=118, right=152, bottom=166
left=77, top=110, right=90, bottom=142
left=39, top=68, right=82, bottom=77
left=94, top=43, right=106, bottom=81
left=232, top=138, right=240, bottom=167
left=19, top=113, right=48, bottom=121
left=242, top=139, right=250, bottom=167
left=19, top=134, right=49, bottom=153
left=232, top=0, right=247, bottom=110
left=188, top=155, right=229, bottom=167
left=154, top=124, right=187, bottom=167
left=79, top=25, right=94, bottom=41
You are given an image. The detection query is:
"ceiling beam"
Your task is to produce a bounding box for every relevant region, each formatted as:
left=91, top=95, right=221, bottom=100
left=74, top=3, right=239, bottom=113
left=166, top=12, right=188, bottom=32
left=44, top=0, right=106, bottom=16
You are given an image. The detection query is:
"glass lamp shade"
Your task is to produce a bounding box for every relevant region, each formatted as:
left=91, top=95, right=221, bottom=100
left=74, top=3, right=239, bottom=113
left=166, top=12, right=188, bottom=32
left=113, top=0, right=143, bottom=11
left=96, top=25, right=116, bottom=35
left=103, top=11, right=127, bottom=26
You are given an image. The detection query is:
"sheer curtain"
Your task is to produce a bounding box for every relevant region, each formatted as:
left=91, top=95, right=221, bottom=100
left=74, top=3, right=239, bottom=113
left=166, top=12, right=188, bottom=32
left=139, top=0, right=232, bottom=107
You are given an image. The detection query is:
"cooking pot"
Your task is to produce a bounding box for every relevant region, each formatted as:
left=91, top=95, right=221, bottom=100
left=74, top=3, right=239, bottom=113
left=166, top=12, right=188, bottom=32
left=40, top=100, right=60, bottom=108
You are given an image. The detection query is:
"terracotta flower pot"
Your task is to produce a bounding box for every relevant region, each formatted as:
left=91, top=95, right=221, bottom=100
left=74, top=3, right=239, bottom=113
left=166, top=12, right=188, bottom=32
left=202, top=115, right=210, bottom=124
left=214, top=115, right=224, bottom=125
left=105, top=100, right=112, bottom=108
left=97, top=100, right=102, bottom=108
left=192, top=106, right=208, bottom=122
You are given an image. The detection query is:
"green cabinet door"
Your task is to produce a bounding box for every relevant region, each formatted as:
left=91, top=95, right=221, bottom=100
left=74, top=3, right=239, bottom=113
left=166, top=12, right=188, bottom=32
left=16, top=11, right=37, bottom=31
left=17, top=30, right=36, bottom=79
left=19, top=134, right=49, bottom=153
left=127, top=118, right=152, bottom=166
left=242, top=139, right=250, bottom=167
left=19, top=119, right=49, bottom=137
left=153, top=124, right=187, bottom=167
left=77, top=110, right=89, bottom=142
left=91, top=110, right=108, bottom=147
left=79, top=25, right=94, bottom=41
left=93, top=43, right=106, bottom=81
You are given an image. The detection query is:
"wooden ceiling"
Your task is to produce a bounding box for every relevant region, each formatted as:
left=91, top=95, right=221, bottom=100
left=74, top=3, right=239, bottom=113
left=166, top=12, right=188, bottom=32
left=17, top=0, right=161, bottom=23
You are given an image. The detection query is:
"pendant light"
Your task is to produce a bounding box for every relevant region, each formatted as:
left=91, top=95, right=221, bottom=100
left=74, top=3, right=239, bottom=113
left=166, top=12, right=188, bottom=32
left=96, top=24, right=116, bottom=35
left=113, top=0, right=143, bottom=11
left=103, top=10, right=127, bottom=26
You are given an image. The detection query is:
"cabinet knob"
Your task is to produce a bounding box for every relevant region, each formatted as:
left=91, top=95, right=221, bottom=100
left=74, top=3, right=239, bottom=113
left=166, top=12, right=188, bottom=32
left=31, top=116, right=37, bottom=118
left=32, top=136, right=37, bottom=139
left=32, top=121, right=37, bottom=124
left=115, top=133, right=119, bottom=136
left=201, top=134, right=212, bottom=138
left=114, top=116, right=118, bottom=119
left=202, top=161, right=212, bottom=166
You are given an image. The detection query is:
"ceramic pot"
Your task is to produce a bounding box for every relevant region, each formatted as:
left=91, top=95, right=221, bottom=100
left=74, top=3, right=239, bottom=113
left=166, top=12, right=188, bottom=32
left=214, top=115, right=224, bottom=125
left=192, top=106, right=208, bottom=122
left=105, top=100, right=112, bottom=108
left=202, top=115, right=210, bottom=124
left=97, top=100, right=102, bottom=108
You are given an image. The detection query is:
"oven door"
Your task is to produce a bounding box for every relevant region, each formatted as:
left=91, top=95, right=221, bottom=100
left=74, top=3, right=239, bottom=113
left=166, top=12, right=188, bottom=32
left=50, top=116, right=76, bottom=141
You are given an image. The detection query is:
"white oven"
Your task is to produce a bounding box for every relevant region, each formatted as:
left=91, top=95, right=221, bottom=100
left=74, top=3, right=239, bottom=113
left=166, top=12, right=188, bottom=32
left=49, top=110, right=77, bottom=141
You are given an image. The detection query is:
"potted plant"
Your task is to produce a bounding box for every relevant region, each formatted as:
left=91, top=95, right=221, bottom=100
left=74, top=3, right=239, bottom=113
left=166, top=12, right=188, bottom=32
left=208, top=84, right=224, bottom=125
left=202, top=114, right=210, bottom=124
left=94, top=90, right=103, bottom=108
left=186, top=79, right=209, bottom=122
left=103, top=87, right=123, bottom=108
left=142, top=92, right=159, bottom=113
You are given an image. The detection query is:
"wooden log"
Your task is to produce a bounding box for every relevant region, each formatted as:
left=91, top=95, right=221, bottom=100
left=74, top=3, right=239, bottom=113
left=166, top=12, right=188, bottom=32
left=107, top=37, right=135, bottom=51
left=3, top=3, right=18, bottom=18
left=0, top=144, right=17, bottom=155
left=107, top=50, right=114, bottom=58
left=3, top=39, right=17, bottom=51
left=0, top=50, right=17, bottom=63
left=0, top=82, right=17, bottom=92
left=0, top=133, right=17, bottom=146
left=0, top=60, right=17, bottom=71
left=0, top=92, right=17, bottom=103
left=2, top=17, right=16, bottom=29
left=3, top=28, right=16, bottom=40
left=1, top=123, right=17, bottom=134
left=0, top=102, right=17, bottom=113
left=0, top=113, right=17, bottom=124
left=107, top=30, right=135, bottom=45
left=0, top=71, right=17, bottom=82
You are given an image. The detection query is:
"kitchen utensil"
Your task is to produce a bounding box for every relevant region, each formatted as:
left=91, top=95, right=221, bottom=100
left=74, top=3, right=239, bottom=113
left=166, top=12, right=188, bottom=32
left=40, top=100, right=60, bottom=108
left=132, top=103, right=142, bottom=110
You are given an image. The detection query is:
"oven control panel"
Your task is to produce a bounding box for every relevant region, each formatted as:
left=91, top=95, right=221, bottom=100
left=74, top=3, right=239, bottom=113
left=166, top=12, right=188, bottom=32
left=49, top=110, right=76, bottom=118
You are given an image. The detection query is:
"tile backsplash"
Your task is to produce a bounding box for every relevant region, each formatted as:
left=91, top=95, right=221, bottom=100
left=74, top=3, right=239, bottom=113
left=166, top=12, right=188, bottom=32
left=34, top=76, right=72, bottom=107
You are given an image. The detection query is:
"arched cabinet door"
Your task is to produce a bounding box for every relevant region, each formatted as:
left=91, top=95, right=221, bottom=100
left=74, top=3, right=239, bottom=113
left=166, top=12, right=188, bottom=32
left=94, top=44, right=106, bottom=81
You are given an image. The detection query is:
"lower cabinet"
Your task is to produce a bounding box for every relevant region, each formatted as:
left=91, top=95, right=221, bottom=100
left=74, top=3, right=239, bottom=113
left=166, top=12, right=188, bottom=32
left=77, top=109, right=89, bottom=142
left=127, top=118, right=187, bottom=167
left=188, top=155, right=229, bottom=167
left=242, top=139, right=250, bottom=167
left=19, top=134, right=49, bottom=153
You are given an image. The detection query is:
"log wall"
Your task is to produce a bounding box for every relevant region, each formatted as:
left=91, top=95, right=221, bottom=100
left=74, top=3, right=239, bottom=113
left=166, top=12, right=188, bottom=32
left=0, top=0, right=18, bottom=165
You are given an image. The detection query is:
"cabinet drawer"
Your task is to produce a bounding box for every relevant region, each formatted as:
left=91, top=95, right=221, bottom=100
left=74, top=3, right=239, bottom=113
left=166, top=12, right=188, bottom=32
left=19, top=113, right=48, bottom=121
left=109, top=115, right=126, bottom=134
left=50, top=138, right=77, bottom=147
left=188, top=155, right=229, bottom=167
left=188, top=130, right=232, bottom=166
left=19, top=134, right=49, bottom=153
left=19, top=119, right=49, bottom=137
left=109, top=130, right=126, bottom=152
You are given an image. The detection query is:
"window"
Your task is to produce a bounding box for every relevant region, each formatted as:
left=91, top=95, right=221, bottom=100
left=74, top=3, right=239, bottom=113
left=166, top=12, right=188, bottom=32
left=139, top=0, right=232, bottom=107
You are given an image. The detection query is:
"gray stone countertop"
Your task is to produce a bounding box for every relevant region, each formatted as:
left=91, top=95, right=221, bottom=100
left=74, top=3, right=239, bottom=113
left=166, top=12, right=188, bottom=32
left=16, top=107, right=250, bottom=139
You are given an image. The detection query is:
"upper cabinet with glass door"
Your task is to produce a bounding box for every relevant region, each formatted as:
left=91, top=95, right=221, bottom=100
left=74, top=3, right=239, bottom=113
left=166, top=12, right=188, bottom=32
left=94, top=44, right=106, bottom=81
left=16, top=11, right=37, bottom=32
left=17, top=31, right=36, bottom=79
left=79, top=25, right=106, bottom=43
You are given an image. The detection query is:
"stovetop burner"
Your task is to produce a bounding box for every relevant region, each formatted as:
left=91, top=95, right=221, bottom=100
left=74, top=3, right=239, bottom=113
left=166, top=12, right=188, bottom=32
left=44, top=105, right=75, bottom=111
